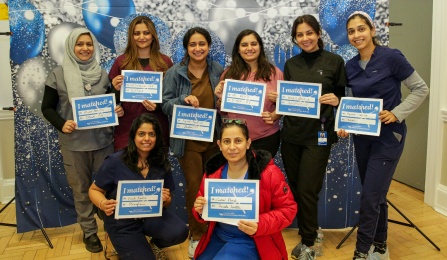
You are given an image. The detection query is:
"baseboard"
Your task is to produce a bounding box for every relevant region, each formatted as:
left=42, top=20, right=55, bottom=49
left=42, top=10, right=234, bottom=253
left=435, top=184, right=447, bottom=216
left=0, top=178, right=14, bottom=204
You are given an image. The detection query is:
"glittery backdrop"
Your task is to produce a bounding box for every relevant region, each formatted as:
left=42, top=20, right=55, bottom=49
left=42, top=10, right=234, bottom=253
left=9, top=0, right=389, bottom=233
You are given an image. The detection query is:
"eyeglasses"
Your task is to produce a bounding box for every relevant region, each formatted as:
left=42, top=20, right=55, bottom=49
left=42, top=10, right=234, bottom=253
left=222, top=118, right=246, bottom=125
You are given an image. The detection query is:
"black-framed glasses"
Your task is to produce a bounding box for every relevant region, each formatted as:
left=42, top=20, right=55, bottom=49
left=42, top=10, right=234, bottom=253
left=222, top=118, right=247, bottom=125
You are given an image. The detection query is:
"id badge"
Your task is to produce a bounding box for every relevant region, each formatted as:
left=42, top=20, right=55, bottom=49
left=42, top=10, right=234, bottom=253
left=318, top=131, right=327, bottom=146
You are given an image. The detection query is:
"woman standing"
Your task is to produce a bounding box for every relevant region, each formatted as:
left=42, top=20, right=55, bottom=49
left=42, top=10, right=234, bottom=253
left=89, top=114, right=188, bottom=260
left=41, top=28, right=121, bottom=253
left=161, top=27, right=223, bottom=258
left=281, top=15, right=347, bottom=260
left=214, top=29, right=283, bottom=157
left=109, top=16, right=173, bottom=151
left=341, top=11, right=428, bottom=260
left=192, top=119, right=297, bottom=260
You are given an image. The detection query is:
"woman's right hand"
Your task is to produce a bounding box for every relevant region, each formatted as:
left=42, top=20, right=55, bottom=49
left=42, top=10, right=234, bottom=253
left=337, top=129, right=349, bottom=138
left=112, top=75, right=124, bottom=91
left=194, top=196, right=206, bottom=215
left=184, top=95, right=200, bottom=108
left=214, top=80, right=225, bottom=99
left=101, top=199, right=117, bottom=216
left=62, top=120, right=77, bottom=134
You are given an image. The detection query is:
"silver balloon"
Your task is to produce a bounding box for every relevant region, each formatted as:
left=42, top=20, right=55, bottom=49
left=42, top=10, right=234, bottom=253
left=208, top=0, right=265, bottom=56
left=16, top=56, right=58, bottom=120
left=47, top=22, right=82, bottom=65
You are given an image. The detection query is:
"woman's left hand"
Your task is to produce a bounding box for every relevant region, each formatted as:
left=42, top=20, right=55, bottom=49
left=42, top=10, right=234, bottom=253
left=319, top=93, right=339, bottom=106
left=142, top=100, right=157, bottom=111
left=261, top=111, right=280, bottom=125
left=162, top=188, right=172, bottom=206
left=115, top=105, right=124, bottom=117
left=238, top=220, right=258, bottom=236
left=379, top=110, right=398, bottom=124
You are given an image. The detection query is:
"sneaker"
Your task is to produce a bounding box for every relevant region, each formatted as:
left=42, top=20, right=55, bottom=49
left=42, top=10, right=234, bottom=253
left=353, top=249, right=368, bottom=260
left=314, top=228, right=324, bottom=256
left=150, top=240, right=168, bottom=260
left=291, top=243, right=316, bottom=260
left=188, top=237, right=199, bottom=259
left=83, top=233, right=103, bottom=253
left=368, top=242, right=390, bottom=260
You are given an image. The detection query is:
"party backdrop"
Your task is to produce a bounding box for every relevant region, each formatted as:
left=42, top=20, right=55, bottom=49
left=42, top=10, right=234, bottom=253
left=8, top=0, right=389, bottom=233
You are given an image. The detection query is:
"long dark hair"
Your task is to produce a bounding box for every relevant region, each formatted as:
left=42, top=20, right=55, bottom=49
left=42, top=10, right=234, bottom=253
left=224, top=29, right=275, bottom=82
left=181, top=27, right=212, bottom=64
left=121, top=114, right=170, bottom=173
left=121, top=16, right=168, bottom=72
left=291, top=15, right=324, bottom=50
left=346, top=12, right=380, bottom=46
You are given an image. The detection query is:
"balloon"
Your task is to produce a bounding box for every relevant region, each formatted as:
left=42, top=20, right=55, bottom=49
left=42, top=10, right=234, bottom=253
left=47, top=23, right=82, bottom=65
left=16, top=56, right=58, bottom=120
left=319, top=0, right=376, bottom=46
left=82, top=0, right=136, bottom=50
left=169, top=28, right=226, bottom=67
left=273, top=45, right=301, bottom=72
left=207, top=0, right=264, bottom=56
left=113, top=13, right=172, bottom=55
left=9, top=1, right=45, bottom=64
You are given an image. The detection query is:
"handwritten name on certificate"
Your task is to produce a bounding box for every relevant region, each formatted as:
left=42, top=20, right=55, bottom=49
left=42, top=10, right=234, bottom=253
left=71, top=94, right=118, bottom=130
left=170, top=105, right=217, bottom=142
left=120, top=70, right=163, bottom=103
left=202, top=179, right=259, bottom=225
left=221, top=79, right=266, bottom=117
left=115, top=180, right=164, bottom=219
left=276, top=81, right=322, bottom=119
left=335, top=97, right=383, bottom=136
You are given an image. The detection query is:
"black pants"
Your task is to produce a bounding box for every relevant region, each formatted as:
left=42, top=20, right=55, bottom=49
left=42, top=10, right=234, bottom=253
left=251, top=131, right=280, bottom=158
left=281, top=141, right=331, bottom=246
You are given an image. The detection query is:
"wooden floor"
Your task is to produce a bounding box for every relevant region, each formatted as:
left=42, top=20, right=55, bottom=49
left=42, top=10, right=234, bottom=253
left=1, top=180, right=446, bottom=259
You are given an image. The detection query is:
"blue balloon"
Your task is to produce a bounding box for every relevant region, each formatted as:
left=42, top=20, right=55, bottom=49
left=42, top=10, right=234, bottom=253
left=9, top=1, right=45, bottom=64
left=82, top=0, right=136, bottom=50
left=319, top=0, right=376, bottom=46
left=273, top=45, right=301, bottom=72
left=170, top=28, right=225, bottom=67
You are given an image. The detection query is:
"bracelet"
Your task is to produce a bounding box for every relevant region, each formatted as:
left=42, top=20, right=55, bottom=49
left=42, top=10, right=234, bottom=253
left=99, top=199, right=107, bottom=211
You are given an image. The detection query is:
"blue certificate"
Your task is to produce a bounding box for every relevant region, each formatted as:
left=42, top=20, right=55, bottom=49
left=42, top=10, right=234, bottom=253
left=276, top=80, right=322, bottom=119
left=120, top=70, right=163, bottom=103
left=71, top=94, right=118, bottom=130
left=335, top=97, right=383, bottom=136
left=114, top=180, right=164, bottom=219
left=221, top=79, right=266, bottom=117
left=170, top=105, right=217, bottom=142
left=202, top=179, right=259, bottom=225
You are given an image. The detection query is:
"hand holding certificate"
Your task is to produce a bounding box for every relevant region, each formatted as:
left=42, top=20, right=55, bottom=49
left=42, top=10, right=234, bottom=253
left=335, top=97, right=383, bottom=136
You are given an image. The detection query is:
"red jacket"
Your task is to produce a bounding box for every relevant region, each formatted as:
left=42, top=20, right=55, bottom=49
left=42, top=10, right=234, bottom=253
left=192, top=150, right=297, bottom=260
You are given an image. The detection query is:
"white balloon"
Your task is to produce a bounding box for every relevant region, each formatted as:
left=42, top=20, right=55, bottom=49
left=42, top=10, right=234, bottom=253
left=47, top=22, right=82, bottom=65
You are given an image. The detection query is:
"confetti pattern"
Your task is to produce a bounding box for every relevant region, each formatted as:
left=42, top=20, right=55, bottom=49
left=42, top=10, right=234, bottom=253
left=9, top=0, right=389, bottom=233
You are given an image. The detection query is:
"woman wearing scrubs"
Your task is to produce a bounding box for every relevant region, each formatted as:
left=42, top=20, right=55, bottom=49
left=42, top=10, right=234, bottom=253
left=340, top=11, right=429, bottom=260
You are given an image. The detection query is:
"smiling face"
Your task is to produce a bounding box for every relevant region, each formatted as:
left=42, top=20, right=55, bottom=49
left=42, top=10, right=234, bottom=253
left=133, top=23, right=153, bottom=50
left=217, top=125, right=251, bottom=165
left=134, top=123, right=156, bottom=156
left=238, top=34, right=260, bottom=64
left=187, top=32, right=210, bottom=63
left=295, top=22, right=320, bottom=53
left=74, top=34, right=94, bottom=61
left=347, top=16, right=376, bottom=51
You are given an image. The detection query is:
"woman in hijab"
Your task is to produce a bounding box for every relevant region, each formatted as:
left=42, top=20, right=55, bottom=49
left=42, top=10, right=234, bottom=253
left=41, top=27, right=122, bottom=253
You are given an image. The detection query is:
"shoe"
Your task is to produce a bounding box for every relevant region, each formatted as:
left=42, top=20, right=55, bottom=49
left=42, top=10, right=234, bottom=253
left=150, top=240, right=168, bottom=260
left=291, top=243, right=316, bottom=260
left=314, top=228, right=324, bottom=256
left=83, top=233, right=103, bottom=253
left=353, top=249, right=368, bottom=260
left=188, top=237, right=199, bottom=259
left=368, top=242, right=390, bottom=260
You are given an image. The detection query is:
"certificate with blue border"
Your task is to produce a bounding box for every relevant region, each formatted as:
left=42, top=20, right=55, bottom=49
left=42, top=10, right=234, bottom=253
left=276, top=80, right=322, bottom=119
left=71, top=94, right=118, bottom=130
left=221, top=79, right=266, bottom=117
left=170, top=105, right=217, bottom=142
left=114, top=180, right=164, bottom=219
left=202, top=179, right=259, bottom=225
left=120, top=70, right=163, bottom=103
left=335, top=97, right=383, bottom=136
